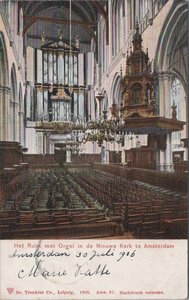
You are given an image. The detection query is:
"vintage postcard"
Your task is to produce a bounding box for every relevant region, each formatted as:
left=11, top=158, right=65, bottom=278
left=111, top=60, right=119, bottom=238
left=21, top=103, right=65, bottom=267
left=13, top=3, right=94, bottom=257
left=0, top=0, right=188, bottom=299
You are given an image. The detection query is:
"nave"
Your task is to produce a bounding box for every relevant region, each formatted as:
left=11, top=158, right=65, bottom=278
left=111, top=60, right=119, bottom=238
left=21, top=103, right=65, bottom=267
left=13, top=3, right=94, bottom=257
left=0, top=164, right=187, bottom=239
left=0, top=0, right=188, bottom=241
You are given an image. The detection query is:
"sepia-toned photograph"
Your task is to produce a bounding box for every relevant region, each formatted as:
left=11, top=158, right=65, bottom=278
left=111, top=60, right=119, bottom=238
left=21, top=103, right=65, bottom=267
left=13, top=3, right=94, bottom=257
left=0, top=0, right=188, bottom=242
left=0, top=1, right=188, bottom=300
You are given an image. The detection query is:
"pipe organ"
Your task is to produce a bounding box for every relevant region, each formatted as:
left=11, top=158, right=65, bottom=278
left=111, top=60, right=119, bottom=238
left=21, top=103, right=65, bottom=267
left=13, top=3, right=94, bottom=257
left=34, top=36, right=85, bottom=123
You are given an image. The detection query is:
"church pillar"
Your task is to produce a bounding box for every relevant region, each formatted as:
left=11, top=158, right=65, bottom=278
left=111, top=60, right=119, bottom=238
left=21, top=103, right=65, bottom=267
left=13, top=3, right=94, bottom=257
left=148, top=0, right=153, bottom=21
left=18, top=111, right=24, bottom=145
left=163, top=73, right=173, bottom=171
left=158, top=71, right=172, bottom=117
left=158, top=72, right=165, bottom=117
left=135, top=0, right=140, bottom=21
left=0, top=87, right=5, bottom=140
left=10, top=100, right=19, bottom=142
left=157, top=72, right=172, bottom=171
left=66, top=148, right=71, bottom=163
left=105, top=149, right=109, bottom=163
left=165, top=133, right=174, bottom=172
left=101, top=146, right=106, bottom=163
left=14, top=104, right=17, bottom=142
left=15, top=102, right=19, bottom=142
left=157, top=72, right=172, bottom=117
left=101, top=145, right=109, bottom=163
left=121, top=148, right=125, bottom=164
left=43, top=132, right=46, bottom=154
left=125, top=0, right=130, bottom=38
left=184, top=93, right=188, bottom=160
left=0, top=88, right=3, bottom=140
left=9, top=101, right=14, bottom=141
left=43, top=132, right=52, bottom=154
left=49, top=140, right=54, bottom=154
left=159, top=149, right=165, bottom=171
left=0, top=86, right=11, bottom=141
left=131, top=0, right=135, bottom=30
left=163, top=72, right=172, bottom=118
left=7, top=95, right=11, bottom=141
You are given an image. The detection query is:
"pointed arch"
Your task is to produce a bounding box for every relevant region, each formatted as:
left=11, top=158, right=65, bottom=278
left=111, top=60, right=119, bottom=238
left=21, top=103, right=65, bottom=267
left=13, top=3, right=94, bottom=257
left=111, top=73, right=122, bottom=106
left=154, top=1, right=188, bottom=89
left=0, top=32, right=9, bottom=86
left=154, top=2, right=188, bottom=164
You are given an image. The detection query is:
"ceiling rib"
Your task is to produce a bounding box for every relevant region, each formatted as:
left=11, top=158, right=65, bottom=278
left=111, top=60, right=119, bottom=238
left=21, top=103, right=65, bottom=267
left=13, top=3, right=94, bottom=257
left=23, top=15, right=96, bottom=37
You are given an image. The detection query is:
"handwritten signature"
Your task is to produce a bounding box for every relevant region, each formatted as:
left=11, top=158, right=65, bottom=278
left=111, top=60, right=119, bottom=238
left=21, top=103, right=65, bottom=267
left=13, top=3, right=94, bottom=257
left=8, top=248, right=136, bottom=280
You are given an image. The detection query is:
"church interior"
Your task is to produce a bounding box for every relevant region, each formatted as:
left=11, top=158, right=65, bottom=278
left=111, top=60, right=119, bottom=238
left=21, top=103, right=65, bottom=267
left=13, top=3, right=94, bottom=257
left=0, top=0, right=188, bottom=239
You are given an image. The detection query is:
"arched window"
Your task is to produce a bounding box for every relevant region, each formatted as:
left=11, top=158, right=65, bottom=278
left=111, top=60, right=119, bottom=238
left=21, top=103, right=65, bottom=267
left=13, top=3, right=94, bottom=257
left=170, top=78, right=186, bottom=143
left=11, top=64, right=18, bottom=141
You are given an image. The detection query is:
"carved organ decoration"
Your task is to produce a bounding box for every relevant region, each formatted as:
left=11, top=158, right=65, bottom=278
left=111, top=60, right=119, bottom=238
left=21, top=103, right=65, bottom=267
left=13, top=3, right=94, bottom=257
left=34, top=31, right=85, bottom=123
left=121, top=22, right=156, bottom=119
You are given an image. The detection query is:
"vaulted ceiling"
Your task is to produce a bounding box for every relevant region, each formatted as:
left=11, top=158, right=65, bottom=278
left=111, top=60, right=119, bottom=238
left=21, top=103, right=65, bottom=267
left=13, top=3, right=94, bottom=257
left=20, top=1, right=108, bottom=51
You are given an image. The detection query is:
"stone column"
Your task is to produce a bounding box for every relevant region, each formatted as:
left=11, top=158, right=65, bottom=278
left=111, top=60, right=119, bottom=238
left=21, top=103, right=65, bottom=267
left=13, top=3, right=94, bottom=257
left=105, top=150, right=109, bottom=163
left=155, top=141, right=160, bottom=171
left=121, top=148, right=125, bottom=163
left=158, top=71, right=172, bottom=117
left=163, top=73, right=173, bottom=171
left=158, top=149, right=165, bottom=171
left=7, top=93, right=11, bottom=141
left=135, top=0, right=140, bottom=21
left=0, top=86, right=5, bottom=140
left=184, top=95, right=188, bottom=160
left=163, top=72, right=172, bottom=118
left=165, top=133, right=174, bottom=172
left=164, top=134, right=170, bottom=172
left=101, top=146, right=106, bottom=163
left=148, top=0, right=153, bottom=22
left=156, top=72, right=173, bottom=171
left=43, top=132, right=46, bottom=154
left=15, top=101, right=19, bottom=142
left=9, top=101, right=14, bottom=141
left=108, top=0, right=112, bottom=61
left=132, top=0, right=135, bottom=30
left=66, top=149, right=71, bottom=163
left=0, top=86, right=11, bottom=141
left=49, top=140, right=55, bottom=154
left=158, top=72, right=165, bottom=116
left=19, top=111, right=25, bottom=145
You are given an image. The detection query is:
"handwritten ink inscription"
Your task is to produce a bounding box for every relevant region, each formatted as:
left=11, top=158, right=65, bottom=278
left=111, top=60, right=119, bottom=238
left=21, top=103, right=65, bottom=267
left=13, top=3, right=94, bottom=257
left=8, top=242, right=136, bottom=281
left=1, top=240, right=186, bottom=299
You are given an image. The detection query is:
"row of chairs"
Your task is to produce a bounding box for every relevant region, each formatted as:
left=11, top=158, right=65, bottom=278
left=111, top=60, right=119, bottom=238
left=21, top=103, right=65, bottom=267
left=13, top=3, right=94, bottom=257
left=68, top=167, right=187, bottom=239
